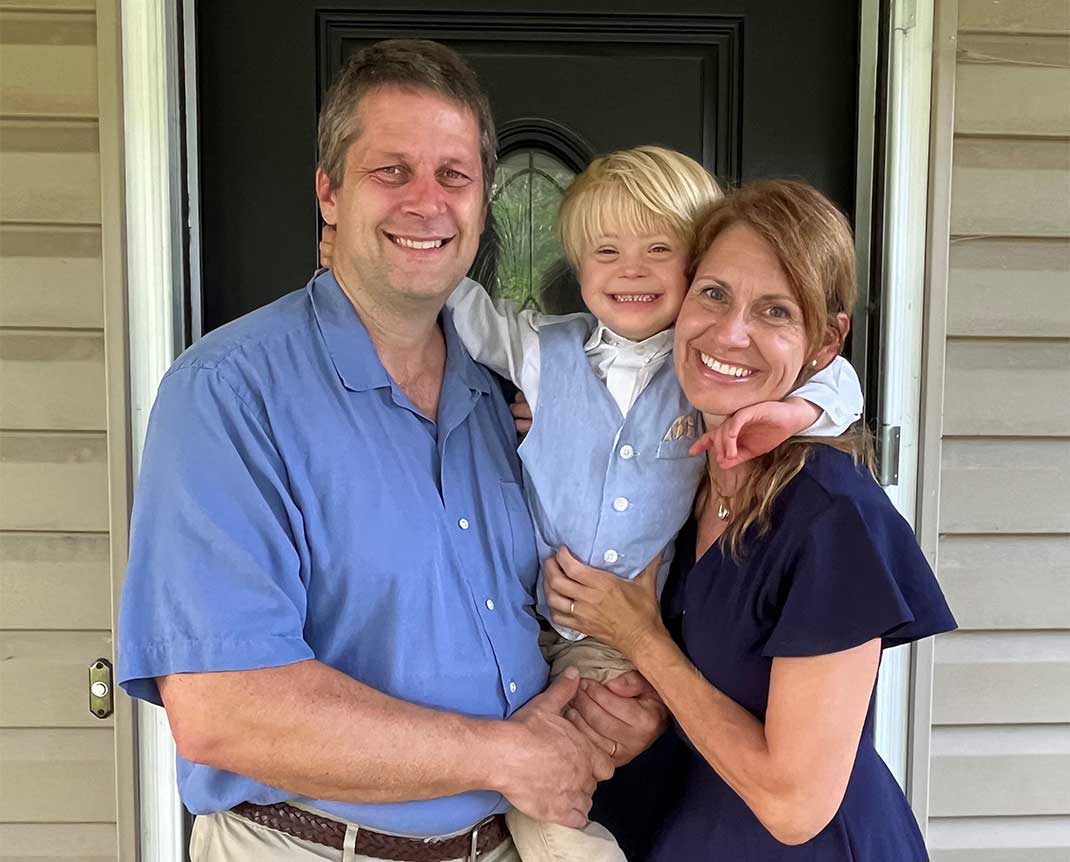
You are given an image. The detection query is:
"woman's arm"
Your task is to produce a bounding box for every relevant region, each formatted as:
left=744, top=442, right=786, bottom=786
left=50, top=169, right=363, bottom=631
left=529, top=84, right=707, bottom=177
left=544, top=550, right=880, bottom=845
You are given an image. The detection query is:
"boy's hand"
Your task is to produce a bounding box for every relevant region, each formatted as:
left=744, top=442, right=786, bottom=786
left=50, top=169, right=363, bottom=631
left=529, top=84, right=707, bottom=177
left=319, top=224, right=337, bottom=268
left=688, top=397, right=822, bottom=468
left=511, top=391, right=532, bottom=438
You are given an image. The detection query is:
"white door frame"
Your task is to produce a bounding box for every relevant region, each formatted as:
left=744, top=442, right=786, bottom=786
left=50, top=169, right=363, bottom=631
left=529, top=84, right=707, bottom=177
left=122, top=2, right=935, bottom=857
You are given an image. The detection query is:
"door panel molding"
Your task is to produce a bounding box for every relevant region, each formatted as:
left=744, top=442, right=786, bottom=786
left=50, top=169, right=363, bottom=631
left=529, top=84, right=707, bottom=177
left=317, top=10, right=743, bottom=182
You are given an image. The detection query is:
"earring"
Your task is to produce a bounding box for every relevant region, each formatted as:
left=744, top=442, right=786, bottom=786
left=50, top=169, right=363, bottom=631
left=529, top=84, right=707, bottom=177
left=810, top=359, right=818, bottom=367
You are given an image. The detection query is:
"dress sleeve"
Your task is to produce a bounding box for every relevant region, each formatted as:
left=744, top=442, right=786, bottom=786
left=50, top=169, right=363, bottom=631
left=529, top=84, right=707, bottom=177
left=792, top=355, right=863, bottom=436
left=117, top=366, right=314, bottom=706
left=761, top=493, right=957, bottom=657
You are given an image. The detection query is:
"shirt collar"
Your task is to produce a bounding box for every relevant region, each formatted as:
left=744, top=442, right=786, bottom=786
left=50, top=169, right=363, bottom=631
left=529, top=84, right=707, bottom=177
left=309, top=270, right=491, bottom=396
left=583, top=320, right=676, bottom=359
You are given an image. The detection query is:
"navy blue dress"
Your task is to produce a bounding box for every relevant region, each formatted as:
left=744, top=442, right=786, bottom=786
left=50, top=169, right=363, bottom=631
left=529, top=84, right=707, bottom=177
left=593, top=446, right=956, bottom=861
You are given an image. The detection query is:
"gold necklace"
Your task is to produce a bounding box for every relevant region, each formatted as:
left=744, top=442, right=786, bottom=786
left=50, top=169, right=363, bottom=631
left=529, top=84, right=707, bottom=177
left=716, top=499, right=730, bottom=521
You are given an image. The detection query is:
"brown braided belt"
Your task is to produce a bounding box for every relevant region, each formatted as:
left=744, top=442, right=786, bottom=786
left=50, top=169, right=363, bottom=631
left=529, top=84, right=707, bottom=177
left=231, top=801, right=508, bottom=861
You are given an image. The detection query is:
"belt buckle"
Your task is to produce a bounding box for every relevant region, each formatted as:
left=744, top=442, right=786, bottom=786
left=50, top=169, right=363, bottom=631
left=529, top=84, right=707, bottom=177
left=468, top=814, right=494, bottom=862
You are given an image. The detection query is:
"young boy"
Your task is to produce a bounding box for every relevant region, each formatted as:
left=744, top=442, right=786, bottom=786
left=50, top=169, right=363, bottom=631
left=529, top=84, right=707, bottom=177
left=322, top=146, right=863, bottom=861
left=447, top=147, right=862, bottom=861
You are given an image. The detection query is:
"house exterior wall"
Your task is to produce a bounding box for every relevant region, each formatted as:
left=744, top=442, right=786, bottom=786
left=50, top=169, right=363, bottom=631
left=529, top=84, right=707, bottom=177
left=0, top=1, right=133, bottom=859
left=922, top=1, right=1070, bottom=859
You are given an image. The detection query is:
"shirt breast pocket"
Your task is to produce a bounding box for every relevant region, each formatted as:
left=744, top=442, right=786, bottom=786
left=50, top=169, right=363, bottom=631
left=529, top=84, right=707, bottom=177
left=655, top=437, right=697, bottom=460
left=500, top=480, right=538, bottom=595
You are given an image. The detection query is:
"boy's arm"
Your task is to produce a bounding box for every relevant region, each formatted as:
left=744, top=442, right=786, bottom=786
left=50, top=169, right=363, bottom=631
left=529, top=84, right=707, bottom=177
left=447, top=278, right=542, bottom=396
left=791, top=355, right=864, bottom=436
left=689, top=356, right=864, bottom=467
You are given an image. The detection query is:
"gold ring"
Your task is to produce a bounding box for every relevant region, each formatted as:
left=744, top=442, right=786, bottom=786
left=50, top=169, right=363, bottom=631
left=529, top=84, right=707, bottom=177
left=569, top=600, right=575, bottom=614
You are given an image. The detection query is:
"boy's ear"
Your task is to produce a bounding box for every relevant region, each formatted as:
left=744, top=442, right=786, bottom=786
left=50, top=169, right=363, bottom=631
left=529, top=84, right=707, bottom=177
left=810, top=312, right=851, bottom=371
left=315, top=168, right=338, bottom=226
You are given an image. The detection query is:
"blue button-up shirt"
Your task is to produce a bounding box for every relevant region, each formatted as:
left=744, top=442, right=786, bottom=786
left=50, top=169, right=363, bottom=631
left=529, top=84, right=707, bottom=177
left=118, top=270, right=548, bottom=836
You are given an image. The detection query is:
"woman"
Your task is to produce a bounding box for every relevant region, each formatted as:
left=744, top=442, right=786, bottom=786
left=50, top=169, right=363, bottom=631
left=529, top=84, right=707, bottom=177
left=545, top=179, right=956, bottom=860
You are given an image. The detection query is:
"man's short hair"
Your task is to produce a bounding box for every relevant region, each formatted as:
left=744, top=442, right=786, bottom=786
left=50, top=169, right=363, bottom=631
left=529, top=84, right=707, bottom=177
left=318, top=39, right=496, bottom=201
left=557, top=146, right=723, bottom=270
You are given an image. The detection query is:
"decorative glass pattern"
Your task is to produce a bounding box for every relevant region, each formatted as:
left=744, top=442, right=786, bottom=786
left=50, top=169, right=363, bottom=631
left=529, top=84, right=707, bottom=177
left=487, top=150, right=581, bottom=314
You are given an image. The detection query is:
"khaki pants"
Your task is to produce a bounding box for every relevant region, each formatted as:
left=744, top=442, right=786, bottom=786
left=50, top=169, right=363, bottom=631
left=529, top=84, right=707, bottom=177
left=501, top=631, right=631, bottom=862
left=190, top=808, right=522, bottom=862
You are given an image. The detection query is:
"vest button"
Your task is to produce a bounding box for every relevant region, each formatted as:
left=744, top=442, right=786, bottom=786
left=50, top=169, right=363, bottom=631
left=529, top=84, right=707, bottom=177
left=613, top=497, right=629, bottom=512
left=619, top=444, right=635, bottom=460
left=603, top=549, right=619, bottom=564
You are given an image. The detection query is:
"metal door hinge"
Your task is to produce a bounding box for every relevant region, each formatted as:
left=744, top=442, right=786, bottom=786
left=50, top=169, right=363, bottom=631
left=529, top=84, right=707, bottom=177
left=89, top=658, right=114, bottom=719
left=878, top=424, right=901, bottom=487
left=894, top=0, right=917, bottom=32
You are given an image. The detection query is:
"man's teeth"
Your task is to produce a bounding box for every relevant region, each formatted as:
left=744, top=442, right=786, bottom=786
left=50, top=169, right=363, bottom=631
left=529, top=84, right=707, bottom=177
left=700, top=353, right=754, bottom=378
left=612, top=294, right=657, bottom=303
left=392, top=235, right=444, bottom=249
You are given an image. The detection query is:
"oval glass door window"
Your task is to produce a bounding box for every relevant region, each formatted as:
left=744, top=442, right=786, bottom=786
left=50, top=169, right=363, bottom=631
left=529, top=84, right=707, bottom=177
left=488, top=149, right=581, bottom=314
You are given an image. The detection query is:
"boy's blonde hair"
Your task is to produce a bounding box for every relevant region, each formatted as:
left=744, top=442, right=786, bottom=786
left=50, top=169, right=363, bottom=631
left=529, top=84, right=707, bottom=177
left=557, top=146, right=722, bottom=269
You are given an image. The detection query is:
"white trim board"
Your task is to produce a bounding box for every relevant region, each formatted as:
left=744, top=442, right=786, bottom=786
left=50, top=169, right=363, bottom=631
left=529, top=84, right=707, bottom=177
left=121, top=0, right=186, bottom=860
left=873, top=0, right=937, bottom=791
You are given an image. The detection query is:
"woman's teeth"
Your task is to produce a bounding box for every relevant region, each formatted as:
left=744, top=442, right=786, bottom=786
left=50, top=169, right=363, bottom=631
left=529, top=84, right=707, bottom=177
left=612, top=294, right=657, bottom=303
left=390, top=235, right=445, bottom=249
left=700, top=353, right=754, bottom=378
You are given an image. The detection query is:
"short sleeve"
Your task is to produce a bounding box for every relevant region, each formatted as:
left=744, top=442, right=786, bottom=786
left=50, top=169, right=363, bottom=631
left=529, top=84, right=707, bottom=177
left=117, top=366, right=314, bottom=706
left=761, top=494, right=956, bottom=657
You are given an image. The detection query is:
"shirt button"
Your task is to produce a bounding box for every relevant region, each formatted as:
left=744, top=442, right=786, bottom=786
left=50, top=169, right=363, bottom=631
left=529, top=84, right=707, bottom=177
left=619, top=444, right=635, bottom=460
left=509, top=681, right=518, bottom=694
left=458, top=518, right=470, bottom=530
left=485, top=599, right=495, bottom=611
left=603, top=549, right=619, bottom=564
left=613, top=497, right=629, bottom=512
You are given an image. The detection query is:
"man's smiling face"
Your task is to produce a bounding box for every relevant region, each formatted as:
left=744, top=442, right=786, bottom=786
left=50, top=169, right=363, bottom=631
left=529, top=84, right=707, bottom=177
left=316, top=85, right=486, bottom=307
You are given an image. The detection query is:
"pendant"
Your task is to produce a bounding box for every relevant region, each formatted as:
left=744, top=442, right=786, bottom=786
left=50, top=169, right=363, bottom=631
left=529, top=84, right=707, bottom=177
left=717, top=501, right=730, bottom=521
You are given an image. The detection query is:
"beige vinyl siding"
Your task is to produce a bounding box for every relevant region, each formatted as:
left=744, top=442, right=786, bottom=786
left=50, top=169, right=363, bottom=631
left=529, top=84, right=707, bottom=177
left=925, top=2, right=1070, bottom=859
left=0, top=2, right=127, bottom=859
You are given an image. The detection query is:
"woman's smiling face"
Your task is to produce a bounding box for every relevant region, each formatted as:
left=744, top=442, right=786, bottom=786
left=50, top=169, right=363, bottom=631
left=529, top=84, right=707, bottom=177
left=674, top=223, right=810, bottom=419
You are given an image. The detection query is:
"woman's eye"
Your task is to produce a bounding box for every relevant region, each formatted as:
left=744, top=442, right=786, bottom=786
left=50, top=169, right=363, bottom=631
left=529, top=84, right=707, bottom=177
left=650, top=245, right=672, bottom=254
left=595, top=248, right=617, bottom=257
left=701, top=285, right=726, bottom=301
left=767, top=305, right=792, bottom=320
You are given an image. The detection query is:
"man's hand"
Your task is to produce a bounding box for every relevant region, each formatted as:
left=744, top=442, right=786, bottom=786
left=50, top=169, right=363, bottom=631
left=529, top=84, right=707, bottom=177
left=320, top=224, right=337, bottom=268
left=571, top=671, right=669, bottom=767
left=688, top=397, right=823, bottom=468
left=496, top=668, right=615, bottom=828
left=511, top=390, right=532, bottom=438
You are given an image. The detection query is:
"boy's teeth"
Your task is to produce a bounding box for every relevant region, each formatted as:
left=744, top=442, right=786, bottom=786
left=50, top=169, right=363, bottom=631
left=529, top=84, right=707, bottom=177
left=699, top=352, right=754, bottom=378
left=392, top=235, right=444, bottom=249
left=613, top=294, right=657, bottom=303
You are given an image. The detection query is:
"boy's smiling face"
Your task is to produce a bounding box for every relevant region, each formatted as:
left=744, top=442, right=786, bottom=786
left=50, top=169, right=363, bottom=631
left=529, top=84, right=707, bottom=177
left=578, top=229, right=690, bottom=341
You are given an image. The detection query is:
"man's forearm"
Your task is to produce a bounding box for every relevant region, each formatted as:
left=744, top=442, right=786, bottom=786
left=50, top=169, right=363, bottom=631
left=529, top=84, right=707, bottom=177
left=159, top=659, right=508, bottom=804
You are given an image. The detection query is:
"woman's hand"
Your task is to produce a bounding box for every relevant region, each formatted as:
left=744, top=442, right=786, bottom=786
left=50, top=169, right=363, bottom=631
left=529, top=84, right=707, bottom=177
left=543, top=548, right=665, bottom=660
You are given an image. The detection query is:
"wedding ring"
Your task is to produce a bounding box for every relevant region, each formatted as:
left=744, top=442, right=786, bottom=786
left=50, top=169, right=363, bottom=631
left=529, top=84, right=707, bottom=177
left=569, top=600, right=575, bottom=614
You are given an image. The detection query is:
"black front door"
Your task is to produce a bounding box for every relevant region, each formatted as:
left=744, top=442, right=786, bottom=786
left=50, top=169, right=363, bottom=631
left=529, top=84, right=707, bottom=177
left=193, top=0, right=860, bottom=332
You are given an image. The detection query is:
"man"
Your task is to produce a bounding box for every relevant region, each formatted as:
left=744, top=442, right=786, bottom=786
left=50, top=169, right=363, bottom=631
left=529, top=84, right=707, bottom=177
left=118, top=39, right=665, bottom=861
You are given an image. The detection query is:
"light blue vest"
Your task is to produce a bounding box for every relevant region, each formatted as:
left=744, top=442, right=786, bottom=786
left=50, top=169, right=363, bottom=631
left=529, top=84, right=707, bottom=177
left=519, top=317, right=707, bottom=639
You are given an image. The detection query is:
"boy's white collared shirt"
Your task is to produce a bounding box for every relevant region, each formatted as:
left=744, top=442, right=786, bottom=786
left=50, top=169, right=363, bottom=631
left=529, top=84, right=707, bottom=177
left=446, top=277, right=862, bottom=433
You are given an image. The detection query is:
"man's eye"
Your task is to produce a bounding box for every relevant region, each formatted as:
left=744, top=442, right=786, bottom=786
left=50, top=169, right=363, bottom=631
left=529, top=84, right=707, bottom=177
left=377, top=166, right=406, bottom=181
left=440, top=169, right=471, bottom=186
